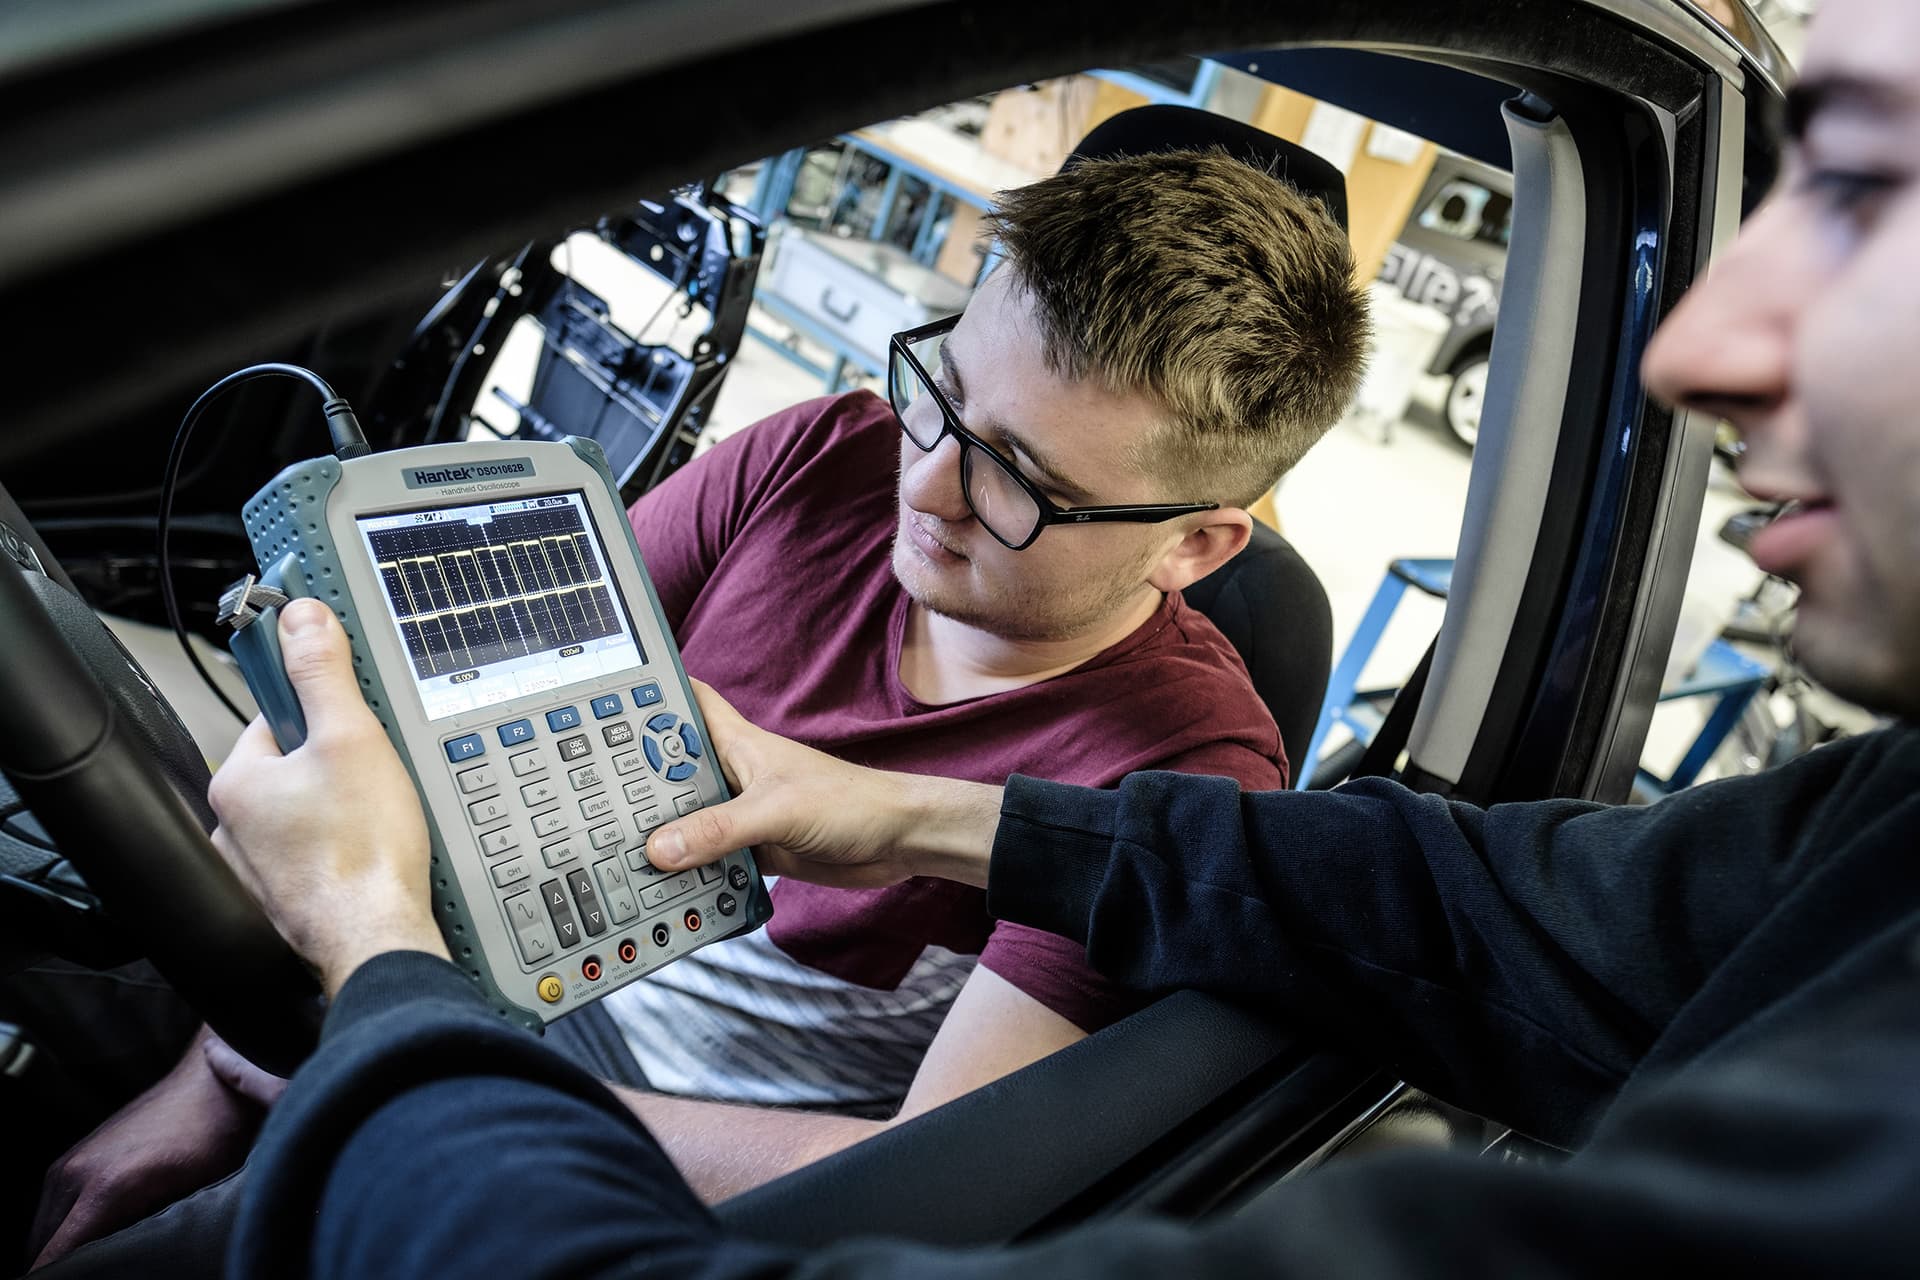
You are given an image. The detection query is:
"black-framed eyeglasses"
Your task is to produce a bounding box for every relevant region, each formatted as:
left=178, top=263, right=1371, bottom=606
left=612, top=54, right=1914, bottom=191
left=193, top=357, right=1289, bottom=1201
left=886, top=315, right=1219, bottom=551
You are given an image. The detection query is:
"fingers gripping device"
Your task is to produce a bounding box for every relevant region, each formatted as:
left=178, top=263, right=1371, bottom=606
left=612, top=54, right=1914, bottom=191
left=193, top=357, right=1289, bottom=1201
left=220, top=436, right=771, bottom=1028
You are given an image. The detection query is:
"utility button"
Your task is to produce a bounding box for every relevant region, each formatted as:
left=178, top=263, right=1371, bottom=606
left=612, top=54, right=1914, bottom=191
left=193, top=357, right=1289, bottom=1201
left=580, top=793, right=614, bottom=822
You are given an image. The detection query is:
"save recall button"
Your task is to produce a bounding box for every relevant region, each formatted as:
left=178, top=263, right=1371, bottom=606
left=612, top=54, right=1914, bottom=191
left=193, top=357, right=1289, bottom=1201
left=537, top=974, right=564, bottom=1004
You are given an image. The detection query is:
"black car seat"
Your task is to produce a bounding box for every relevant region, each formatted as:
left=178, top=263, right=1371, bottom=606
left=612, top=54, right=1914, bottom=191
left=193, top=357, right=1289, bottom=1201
left=1184, top=522, right=1333, bottom=778
left=1069, top=106, right=1344, bottom=771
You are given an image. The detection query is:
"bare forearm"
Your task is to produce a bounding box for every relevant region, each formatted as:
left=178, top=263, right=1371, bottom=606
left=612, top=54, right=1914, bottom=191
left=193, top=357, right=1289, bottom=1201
left=612, top=1085, right=885, bottom=1203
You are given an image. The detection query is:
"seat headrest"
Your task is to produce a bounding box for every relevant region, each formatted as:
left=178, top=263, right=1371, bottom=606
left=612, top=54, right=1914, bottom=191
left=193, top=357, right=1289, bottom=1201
left=1064, top=104, right=1349, bottom=233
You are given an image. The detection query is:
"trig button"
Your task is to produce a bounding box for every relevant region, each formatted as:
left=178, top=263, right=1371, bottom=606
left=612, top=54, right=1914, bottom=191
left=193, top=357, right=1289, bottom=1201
left=631, top=681, right=664, bottom=708
left=536, top=974, right=564, bottom=1004
left=590, top=694, right=624, bottom=720
left=673, top=791, right=702, bottom=816
left=556, top=734, right=592, bottom=762
left=444, top=733, right=486, bottom=763
left=497, top=719, right=536, bottom=746
left=546, top=706, right=582, bottom=732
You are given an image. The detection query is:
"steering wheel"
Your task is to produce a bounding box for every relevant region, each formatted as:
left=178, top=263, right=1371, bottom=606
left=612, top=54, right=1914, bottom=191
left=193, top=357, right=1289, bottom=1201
left=0, top=478, right=320, bottom=1076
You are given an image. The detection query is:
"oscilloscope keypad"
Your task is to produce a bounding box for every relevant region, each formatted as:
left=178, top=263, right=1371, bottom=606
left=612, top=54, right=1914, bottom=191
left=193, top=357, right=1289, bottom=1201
left=444, top=681, right=727, bottom=971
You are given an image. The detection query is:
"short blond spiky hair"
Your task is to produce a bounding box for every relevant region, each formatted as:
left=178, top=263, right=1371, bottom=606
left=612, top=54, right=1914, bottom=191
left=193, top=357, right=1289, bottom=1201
left=985, top=148, right=1371, bottom=508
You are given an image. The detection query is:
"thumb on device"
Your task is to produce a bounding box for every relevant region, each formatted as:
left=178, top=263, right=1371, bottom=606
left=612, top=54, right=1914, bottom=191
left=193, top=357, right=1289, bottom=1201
left=276, top=598, right=374, bottom=741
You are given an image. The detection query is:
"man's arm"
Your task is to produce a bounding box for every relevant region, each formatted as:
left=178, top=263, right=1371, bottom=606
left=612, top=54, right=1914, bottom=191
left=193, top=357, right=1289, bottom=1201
left=209, top=606, right=1913, bottom=1279
left=612, top=967, right=1084, bottom=1202
left=651, top=682, right=1891, bottom=1146
left=252, top=949, right=1912, bottom=1280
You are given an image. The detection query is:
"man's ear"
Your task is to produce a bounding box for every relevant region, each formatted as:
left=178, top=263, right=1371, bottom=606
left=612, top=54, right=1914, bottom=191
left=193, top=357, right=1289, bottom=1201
left=1146, top=508, right=1254, bottom=594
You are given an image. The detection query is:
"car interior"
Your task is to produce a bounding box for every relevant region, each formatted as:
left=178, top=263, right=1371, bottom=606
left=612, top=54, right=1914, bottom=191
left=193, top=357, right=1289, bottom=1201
left=0, top=0, right=1789, bottom=1263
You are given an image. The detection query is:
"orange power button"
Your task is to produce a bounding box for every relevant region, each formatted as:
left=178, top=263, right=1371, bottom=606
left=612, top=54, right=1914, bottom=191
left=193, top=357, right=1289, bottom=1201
left=537, top=974, right=564, bottom=1003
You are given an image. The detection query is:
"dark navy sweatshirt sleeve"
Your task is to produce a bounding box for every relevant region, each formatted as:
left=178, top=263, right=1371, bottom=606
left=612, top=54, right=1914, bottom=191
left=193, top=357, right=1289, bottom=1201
left=987, top=732, right=1895, bottom=1143
left=232, top=944, right=1920, bottom=1279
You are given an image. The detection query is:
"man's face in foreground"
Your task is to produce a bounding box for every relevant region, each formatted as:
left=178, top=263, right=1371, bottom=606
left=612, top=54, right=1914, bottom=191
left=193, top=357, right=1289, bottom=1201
left=1643, top=0, right=1920, bottom=721
left=890, top=269, right=1206, bottom=644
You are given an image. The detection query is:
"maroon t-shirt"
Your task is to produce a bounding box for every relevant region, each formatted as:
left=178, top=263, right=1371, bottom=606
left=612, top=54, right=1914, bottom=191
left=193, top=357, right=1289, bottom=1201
left=628, top=389, right=1285, bottom=1031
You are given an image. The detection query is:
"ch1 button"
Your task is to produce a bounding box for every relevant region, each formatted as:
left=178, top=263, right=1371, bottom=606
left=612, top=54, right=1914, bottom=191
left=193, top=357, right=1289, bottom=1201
left=537, top=974, right=564, bottom=1004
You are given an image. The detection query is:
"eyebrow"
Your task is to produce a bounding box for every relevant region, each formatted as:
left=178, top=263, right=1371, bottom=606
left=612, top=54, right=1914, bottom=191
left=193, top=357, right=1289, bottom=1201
left=941, top=341, right=1098, bottom=504
left=1785, top=74, right=1912, bottom=141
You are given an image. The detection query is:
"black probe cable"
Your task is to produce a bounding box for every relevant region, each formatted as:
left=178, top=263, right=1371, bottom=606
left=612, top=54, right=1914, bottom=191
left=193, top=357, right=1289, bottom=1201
left=160, top=363, right=370, bottom=727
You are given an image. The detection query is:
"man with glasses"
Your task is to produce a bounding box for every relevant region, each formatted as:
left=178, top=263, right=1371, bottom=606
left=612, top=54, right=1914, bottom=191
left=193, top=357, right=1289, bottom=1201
left=28, top=133, right=1367, bottom=1267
